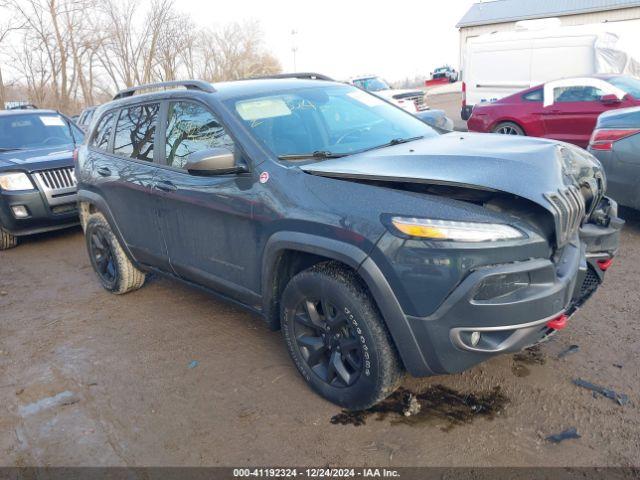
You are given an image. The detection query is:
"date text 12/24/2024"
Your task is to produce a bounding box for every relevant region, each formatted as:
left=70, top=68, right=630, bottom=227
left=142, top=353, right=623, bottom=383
left=233, top=468, right=400, bottom=478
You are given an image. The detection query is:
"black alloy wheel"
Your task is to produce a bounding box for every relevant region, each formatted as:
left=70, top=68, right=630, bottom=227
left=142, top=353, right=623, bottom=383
left=292, top=298, right=364, bottom=388
left=88, top=226, right=118, bottom=288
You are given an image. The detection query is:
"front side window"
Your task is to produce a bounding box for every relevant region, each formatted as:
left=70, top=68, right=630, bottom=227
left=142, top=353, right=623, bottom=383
left=91, top=111, right=115, bottom=151
left=226, top=85, right=436, bottom=158
left=165, top=102, right=235, bottom=169
left=0, top=113, right=78, bottom=150
left=554, top=86, right=604, bottom=103
left=113, top=103, right=159, bottom=161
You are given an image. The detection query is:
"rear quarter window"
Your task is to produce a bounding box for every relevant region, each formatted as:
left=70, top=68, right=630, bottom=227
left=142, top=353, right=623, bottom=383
left=90, top=111, right=115, bottom=151
left=522, top=89, right=542, bottom=102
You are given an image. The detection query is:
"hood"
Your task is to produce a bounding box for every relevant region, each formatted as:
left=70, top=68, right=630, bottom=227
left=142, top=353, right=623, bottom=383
left=301, top=132, right=604, bottom=218
left=374, top=89, right=424, bottom=100
left=0, top=145, right=75, bottom=171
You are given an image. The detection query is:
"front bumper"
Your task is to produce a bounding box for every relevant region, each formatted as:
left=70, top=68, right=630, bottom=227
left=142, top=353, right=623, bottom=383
left=378, top=199, right=622, bottom=376
left=0, top=188, right=78, bottom=236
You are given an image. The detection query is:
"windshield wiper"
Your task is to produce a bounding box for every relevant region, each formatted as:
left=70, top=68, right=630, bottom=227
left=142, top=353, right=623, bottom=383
left=0, top=148, right=21, bottom=152
left=357, top=135, right=424, bottom=154
left=278, top=150, right=348, bottom=160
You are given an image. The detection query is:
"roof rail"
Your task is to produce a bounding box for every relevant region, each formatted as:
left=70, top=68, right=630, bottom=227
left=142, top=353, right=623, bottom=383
left=113, top=80, right=215, bottom=100
left=249, top=72, right=335, bottom=81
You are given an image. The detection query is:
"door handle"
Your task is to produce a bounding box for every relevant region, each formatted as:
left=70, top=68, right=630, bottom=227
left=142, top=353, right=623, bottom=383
left=97, top=167, right=111, bottom=177
left=155, top=180, right=177, bottom=192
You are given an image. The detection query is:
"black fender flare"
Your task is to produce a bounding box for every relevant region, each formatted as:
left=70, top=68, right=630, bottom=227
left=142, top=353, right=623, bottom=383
left=261, top=231, right=434, bottom=376
left=77, top=189, right=144, bottom=270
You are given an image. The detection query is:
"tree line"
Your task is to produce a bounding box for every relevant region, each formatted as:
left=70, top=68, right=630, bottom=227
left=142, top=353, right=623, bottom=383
left=0, top=0, right=281, bottom=114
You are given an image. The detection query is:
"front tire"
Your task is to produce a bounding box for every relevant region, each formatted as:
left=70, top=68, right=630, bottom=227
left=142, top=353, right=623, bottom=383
left=493, top=122, right=525, bottom=136
left=281, top=262, right=403, bottom=410
left=0, top=227, right=18, bottom=250
left=85, top=212, right=146, bottom=294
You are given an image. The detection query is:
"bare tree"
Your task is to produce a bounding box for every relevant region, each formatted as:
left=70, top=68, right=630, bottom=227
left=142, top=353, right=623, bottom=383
left=202, top=21, right=281, bottom=81
left=1, top=0, right=281, bottom=113
left=0, top=6, right=27, bottom=108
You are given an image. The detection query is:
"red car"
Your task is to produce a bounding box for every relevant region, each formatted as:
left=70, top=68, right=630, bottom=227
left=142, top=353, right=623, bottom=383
left=467, top=75, right=640, bottom=148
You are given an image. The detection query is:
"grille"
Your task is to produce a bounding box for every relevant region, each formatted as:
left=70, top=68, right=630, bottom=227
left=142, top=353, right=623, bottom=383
left=579, top=266, right=601, bottom=301
left=545, top=186, right=586, bottom=247
left=35, top=167, right=76, bottom=190
left=32, top=167, right=77, bottom=207
left=409, top=95, right=426, bottom=110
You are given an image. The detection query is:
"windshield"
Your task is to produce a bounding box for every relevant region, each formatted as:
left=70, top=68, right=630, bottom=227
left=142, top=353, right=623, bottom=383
left=0, top=113, right=83, bottom=150
left=352, top=77, right=390, bottom=92
left=607, top=76, right=640, bottom=99
left=227, top=84, right=437, bottom=158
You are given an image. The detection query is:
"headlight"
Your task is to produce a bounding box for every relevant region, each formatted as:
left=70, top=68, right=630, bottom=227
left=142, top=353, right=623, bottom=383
left=0, top=172, right=34, bottom=191
left=390, top=217, right=524, bottom=242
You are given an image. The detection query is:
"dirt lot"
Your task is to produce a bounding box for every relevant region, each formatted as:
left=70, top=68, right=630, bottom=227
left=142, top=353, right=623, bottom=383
left=426, top=91, right=468, bottom=131
left=1, top=209, right=639, bottom=467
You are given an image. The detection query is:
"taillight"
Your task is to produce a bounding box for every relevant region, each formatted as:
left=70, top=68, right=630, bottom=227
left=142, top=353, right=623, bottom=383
left=462, top=81, right=467, bottom=108
left=589, top=128, right=640, bottom=151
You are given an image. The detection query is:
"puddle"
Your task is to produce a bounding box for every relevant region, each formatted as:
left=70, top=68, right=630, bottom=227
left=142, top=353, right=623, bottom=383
left=330, top=385, right=508, bottom=429
left=511, top=345, right=546, bottom=377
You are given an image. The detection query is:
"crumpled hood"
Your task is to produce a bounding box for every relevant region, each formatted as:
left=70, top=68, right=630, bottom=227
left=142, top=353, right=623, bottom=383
left=0, top=145, right=75, bottom=171
left=301, top=132, right=604, bottom=214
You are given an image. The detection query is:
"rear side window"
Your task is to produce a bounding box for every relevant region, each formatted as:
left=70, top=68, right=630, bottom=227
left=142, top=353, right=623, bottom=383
left=522, top=89, right=542, bottom=102
left=91, top=111, right=115, bottom=151
left=165, top=101, right=234, bottom=169
left=114, top=103, right=159, bottom=161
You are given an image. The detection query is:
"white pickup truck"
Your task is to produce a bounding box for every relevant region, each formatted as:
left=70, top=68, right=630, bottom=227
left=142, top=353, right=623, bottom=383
left=348, top=75, right=427, bottom=113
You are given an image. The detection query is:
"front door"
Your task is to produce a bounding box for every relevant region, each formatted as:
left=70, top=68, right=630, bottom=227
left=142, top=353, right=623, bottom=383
left=541, top=79, right=631, bottom=148
left=154, top=100, right=261, bottom=306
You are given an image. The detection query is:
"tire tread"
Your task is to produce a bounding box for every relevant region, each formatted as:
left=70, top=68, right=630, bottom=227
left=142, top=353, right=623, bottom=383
left=86, top=212, right=145, bottom=294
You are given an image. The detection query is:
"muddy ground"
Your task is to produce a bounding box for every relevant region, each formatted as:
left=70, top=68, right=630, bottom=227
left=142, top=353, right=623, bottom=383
left=1, top=208, right=639, bottom=467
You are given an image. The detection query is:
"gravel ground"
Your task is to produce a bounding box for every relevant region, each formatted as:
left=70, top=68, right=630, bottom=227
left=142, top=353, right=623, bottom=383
left=0, top=208, right=639, bottom=467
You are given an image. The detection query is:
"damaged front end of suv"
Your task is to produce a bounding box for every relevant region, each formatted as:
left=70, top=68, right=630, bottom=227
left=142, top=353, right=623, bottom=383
left=302, top=132, right=622, bottom=376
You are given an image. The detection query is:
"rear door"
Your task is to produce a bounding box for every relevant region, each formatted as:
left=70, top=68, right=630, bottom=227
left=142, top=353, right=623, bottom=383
left=154, top=99, right=260, bottom=305
left=89, top=102, right=169, bottom=269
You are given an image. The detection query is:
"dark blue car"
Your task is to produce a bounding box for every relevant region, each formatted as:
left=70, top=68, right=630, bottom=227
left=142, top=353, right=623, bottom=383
left=0, top=110, right=84, bottom=249
left=76, top=77, right=621, bottom=409
left=589, top=106, right=640, bottom=210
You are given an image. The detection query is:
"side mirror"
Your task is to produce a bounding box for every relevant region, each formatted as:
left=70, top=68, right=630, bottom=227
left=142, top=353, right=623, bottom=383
left=601, top=94, right=622, bottom=105
left=185, top=147, right=247, bottom=176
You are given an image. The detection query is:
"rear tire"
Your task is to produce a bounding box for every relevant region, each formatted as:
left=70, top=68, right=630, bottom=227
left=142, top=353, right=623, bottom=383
left=85, top=212, right=146, bottom=294
left=493, top=122, right=525, bottom=136
left=0, top=227, right=18, bottom=250
left=281, top=262, right=403, bottom=410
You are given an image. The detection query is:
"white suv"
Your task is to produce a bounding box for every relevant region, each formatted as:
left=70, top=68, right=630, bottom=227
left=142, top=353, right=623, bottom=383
left=348, top=75, right=426, bottom=113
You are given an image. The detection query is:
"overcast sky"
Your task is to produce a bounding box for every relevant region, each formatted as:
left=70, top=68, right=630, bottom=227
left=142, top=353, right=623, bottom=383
left=178, top=0, right=477, bottom=81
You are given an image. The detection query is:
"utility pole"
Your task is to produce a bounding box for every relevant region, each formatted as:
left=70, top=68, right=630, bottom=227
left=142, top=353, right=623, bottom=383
left=291, top=29, right=298, bottom=72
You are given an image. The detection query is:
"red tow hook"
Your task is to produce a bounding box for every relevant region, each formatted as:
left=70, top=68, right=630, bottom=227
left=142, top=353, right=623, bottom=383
left=546, top=314, right=569, bottom=331
left=597, top=258, right=614, bottom=271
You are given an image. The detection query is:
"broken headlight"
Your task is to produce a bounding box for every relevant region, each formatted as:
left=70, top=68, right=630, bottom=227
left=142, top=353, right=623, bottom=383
left=389, top=217, right=525, bottom=242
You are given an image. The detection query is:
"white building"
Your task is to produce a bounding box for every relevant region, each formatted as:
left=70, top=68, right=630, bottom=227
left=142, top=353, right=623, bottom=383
left=457, top=0, right=640, bottom=63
